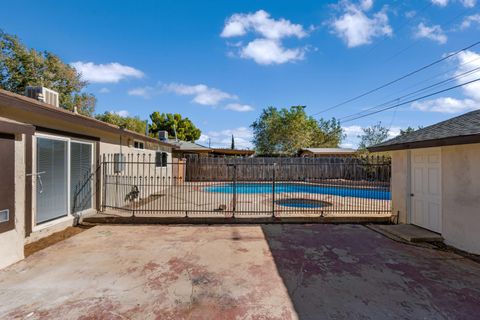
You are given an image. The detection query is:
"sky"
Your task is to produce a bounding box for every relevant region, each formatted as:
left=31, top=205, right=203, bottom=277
left=1, top=0, right=480, bottom=149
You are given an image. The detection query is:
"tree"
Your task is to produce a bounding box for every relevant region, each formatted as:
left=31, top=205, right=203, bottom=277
left=0, top=30, right=95, bottom=116
left=95, top=112, right=146, bottom=134
left=358, top=122, right=390, bottom=150
left=231, top=135, right=235, bottom=149
left=149, top=112, right=201, bottom=142
left=251, top=106, right=344, bottom=156
left=399, top=126, right=422, bottom=136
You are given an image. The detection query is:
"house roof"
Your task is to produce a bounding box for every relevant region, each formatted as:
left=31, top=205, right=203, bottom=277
left=368, top=109, right=480, bottom=152
left=166, top=139, right=212, bottom=152
left=300, top=148, right=357, bottom=154
left=0, top=89, right=175, bottom=148
left=211, top=148, right=255, bottom=156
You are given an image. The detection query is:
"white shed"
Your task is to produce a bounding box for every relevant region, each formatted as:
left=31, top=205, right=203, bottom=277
left=369, top=110, right=480, bottom=254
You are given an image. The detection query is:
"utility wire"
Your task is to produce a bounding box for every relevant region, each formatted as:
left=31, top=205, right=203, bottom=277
left=313, top=40, right=480, bottom=116
left=341, top=77, right=480, bottom=123
left=366, top=55, right=480, bottom=105
left=340, top=65, right=480, bottom=121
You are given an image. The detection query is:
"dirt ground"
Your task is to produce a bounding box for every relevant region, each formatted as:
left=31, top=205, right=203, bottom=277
left=24, top=226, right=91, bottom=257
left=1, top=224, right=480, bottom=319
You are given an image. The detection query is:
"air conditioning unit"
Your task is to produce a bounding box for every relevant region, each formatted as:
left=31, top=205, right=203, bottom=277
left=25, top=86, right=59, bottom=108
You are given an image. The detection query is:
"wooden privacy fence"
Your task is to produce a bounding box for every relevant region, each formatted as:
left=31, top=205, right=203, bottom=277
left=185, top=156, right=391, bottom=183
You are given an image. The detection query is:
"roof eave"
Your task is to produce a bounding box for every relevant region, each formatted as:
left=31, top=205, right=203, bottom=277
left=368, top=134, right=480, bottom=152
left=0, top=89, right=176, bottom=148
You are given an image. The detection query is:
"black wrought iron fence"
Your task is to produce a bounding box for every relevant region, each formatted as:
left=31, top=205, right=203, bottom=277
left=100, top=154, right=391, bottom=218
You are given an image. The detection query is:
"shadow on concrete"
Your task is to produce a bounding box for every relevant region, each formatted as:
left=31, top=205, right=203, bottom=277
left=260, top=224, right=480, bottom=320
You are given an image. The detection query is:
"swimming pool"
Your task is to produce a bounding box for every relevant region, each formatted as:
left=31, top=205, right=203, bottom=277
left=204, top=183, right=390, bottom=200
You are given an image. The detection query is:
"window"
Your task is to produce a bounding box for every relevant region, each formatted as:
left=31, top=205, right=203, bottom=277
left=36, top=137, right=68, bottom=224
left=71, top=142, right=93, bottom=213
left=0, top=209, right=8, bottom=223
left=134, top=141, right=145, bottom=149
left=155, top=152, right=168, bottom=167
left=113, top=153, right=125, bottom=173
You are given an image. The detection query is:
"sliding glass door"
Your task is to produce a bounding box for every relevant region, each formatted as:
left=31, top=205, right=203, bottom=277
left=70, top=142, right=93, bottom=213
left=36, top=137, right=68, bottom=224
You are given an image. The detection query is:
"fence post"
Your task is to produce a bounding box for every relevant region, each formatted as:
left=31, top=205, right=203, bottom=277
left=232, top=164, right=237, bottom=217
left=272, top=163, right=276, bottom=218
left=102, top=154, right=107, bottom=212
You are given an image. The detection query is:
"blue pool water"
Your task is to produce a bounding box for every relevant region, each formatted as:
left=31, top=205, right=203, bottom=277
left=204, top=183, right=391, bottom=200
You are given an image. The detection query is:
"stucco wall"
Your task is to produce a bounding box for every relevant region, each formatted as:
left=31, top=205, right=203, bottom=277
left=0, top=134, right=25, bottom=269
left=390, top=144, right=480, bottom=255
left=441, top=143, right=480, bottom=254
left=390, top=150, right=409, bottom=224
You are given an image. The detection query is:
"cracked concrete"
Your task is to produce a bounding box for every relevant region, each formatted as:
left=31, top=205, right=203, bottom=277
left=0, top=224, right=479, bottom=319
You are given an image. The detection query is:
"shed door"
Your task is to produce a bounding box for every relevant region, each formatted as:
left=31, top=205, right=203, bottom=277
left=410, top=148, right=442, bottom=233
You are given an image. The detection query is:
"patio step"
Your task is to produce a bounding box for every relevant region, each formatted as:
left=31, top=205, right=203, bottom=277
left=374, top=224, right=444, bottom=243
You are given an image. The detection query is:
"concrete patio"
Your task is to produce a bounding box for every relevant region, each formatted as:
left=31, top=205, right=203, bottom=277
left=1, top=224, right=479, bottom=319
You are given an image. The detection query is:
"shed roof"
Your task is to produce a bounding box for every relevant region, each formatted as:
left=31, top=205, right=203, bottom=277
left=368, top=109, right=480, bottom=152
left=166, top=139, right=211, bottom=152
left=300, top=148, right=357, bottom=154
left=211, top=148, right=255, bottom=156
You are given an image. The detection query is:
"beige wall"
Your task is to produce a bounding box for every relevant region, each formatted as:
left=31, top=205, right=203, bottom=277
left=390, top=150, right=409, bottom=224
left=390, top=144, right=480, bottom=254
left=441, top=144, right=480, bottom=254
left=99, top=140, right=173, bottom=203
left=0, top=134, right=25, bottom=269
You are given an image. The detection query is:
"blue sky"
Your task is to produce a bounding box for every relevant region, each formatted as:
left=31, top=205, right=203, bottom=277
left=2, top=0, right=480, bottom=148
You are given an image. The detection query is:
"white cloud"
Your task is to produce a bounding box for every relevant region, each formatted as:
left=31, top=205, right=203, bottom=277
left=221, top=10, right=307, bottom=40
left=412, top=97, right=478, bottom=113
left=431, top=0, right=476, bottom=7
left=128, top=87, right=152, bottom=98
left=99, top=87, right=110, bottom=93
left=431, top=0, right=449, bottom=6
left=329, top=1, right=392, bottom=48
left=221, top=10, right=309, bottom=65
left=198, top=127, right=253, bottom=149
left=414, top=22, right=447, bottom=44
left=71, top=62, right=144, bottom=83
left=461, top=14, right=480, bottom=29
left=360, top=0, right=374, bottom=11
left=162, top=83, right=237, bottom=106
left=112, top=110, right=130, bottom=117
left=412, top=50, right=480, bottom=113
left=224, top=103, right=254, bottom=112
left=459, top=0, right=476, bottom=7
left=240, top=39, right=305, bottom=65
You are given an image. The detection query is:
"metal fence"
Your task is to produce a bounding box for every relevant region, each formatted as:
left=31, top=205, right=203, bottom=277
left=100, top=154, right=391, bottom=219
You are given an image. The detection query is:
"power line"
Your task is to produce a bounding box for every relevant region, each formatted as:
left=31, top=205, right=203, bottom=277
left=366, top=55, right=480, bottom=105
left=340, top=65, right=480, bottom=122
left=313, top=40, right=480, bottom=116
left=341, top=77, right=480, bottom=123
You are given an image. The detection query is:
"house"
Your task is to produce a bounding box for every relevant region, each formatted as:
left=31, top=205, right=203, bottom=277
left=299, top=147, right=357, bottom=157
left=368, top=110, right=480, bottom=255
left=0, top=88, right=175, bottom=269
left=210, top=148, right=255, bottom=158
left=159, top=134, right=212, bottom=159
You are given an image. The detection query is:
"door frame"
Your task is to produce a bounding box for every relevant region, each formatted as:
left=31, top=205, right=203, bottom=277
left=32, top=133, right=96, bottom=231
left=32, top=133, right=71, bottom=230
left=408, top=147, right=442, bottom=233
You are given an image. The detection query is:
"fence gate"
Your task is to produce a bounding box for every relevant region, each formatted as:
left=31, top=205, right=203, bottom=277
left=101, top=154, right=392, bottom=219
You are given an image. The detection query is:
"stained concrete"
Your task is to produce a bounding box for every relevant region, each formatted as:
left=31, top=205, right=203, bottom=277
left=0, top=224, right=479, bottom=319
